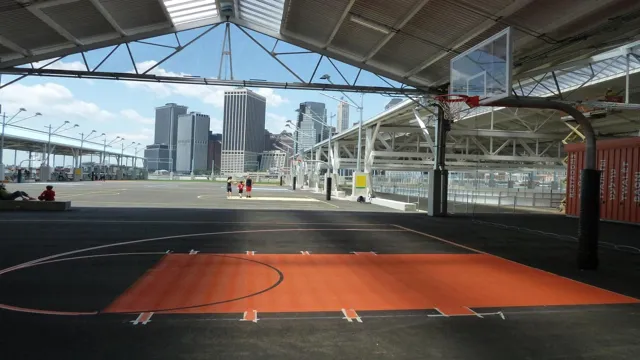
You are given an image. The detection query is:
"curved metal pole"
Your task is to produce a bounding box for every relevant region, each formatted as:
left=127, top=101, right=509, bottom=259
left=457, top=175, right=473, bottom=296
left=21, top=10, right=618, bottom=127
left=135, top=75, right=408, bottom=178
left=489, top=96, right=599, bottom=270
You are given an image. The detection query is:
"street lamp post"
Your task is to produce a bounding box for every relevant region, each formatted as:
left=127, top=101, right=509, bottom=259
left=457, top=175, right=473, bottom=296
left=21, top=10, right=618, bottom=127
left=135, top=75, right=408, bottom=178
left=103, top=136, right=122, bottom=175
left=44, top=121, right=78, bottom=179
left=1, top=108, right=42, bottom=176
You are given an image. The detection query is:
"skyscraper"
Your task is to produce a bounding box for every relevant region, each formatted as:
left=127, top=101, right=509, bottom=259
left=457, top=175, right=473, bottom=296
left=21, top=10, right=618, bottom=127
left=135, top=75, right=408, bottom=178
left=385, top=98, right=403, bottom=110
left=154, top=103, right=188, bottom=172
left=207, top=132, right=222, bottom=172
left=175, top=112, right=210, bottom=173
left=336, top=98, right=350, bottom=132
left=296, top=102, right=326, bottom=153
left=221, top=88, right=266, bottom=174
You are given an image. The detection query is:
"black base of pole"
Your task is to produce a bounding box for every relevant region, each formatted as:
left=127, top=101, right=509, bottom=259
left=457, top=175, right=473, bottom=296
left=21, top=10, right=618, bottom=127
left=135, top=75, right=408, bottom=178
left=279, top=176, right=283, bottom=186
left=577, top=169, right=600, bottom=270
left=326, top=177, right=332, bottom=201
left=292, top=176, right=297, bottom=191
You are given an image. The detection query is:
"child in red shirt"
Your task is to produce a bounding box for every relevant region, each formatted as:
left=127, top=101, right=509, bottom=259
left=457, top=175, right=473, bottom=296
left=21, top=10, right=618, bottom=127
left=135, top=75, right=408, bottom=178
left=237, top=181, right=245, bottom=198
left=38, top=185, right=56, bottom=201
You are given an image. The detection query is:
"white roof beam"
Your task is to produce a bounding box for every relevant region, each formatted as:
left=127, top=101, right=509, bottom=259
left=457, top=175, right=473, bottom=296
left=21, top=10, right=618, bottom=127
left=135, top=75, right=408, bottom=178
left=515, top=40, right=640, bottom=80
left=404, top=0, right=535, bottom=78
left=0, top=35, right=30, bottom=57
left=28, top=1, right=84, bottom=46
left=89, top=0, right=127, bottom=36
left=323, top=0, right=356, bottom=48
left=362, top=0, right=430, bottom=62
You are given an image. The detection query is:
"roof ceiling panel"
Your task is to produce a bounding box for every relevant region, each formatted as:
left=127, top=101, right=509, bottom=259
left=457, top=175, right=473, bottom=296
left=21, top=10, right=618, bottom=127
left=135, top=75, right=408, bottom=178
left=371, top=31, right=441, bottom=74
left=0, top=43, right=12, bottom=56
left=282, top=0, right=351, bottom=45
left=238, top=0, right=284, bottom=31
left=331, top=20, right=385, bottom=58
left=97, top=0, right=168, bottom=30
left=42, top=0, right=115, bottom=39
left=0, top=6, right=68, bottom=49
left=351, top=0, right=419, bottom=28
left=401, top=0, right=488, bottom=51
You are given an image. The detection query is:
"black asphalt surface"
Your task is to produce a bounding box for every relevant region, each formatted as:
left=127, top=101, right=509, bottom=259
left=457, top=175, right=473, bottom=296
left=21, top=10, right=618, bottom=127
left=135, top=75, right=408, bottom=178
left=0, top=181, right=639, bottom=359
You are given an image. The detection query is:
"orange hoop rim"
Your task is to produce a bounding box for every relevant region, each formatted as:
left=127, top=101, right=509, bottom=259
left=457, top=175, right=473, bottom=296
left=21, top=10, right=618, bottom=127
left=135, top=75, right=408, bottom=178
left=435, top=94, right=469, bottom=102
left=434, top=94, right=480, bottom=107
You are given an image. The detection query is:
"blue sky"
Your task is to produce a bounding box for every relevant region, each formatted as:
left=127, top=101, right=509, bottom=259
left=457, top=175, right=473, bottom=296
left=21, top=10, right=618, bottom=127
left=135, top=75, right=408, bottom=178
left=0, top=25, right=406, bottom=165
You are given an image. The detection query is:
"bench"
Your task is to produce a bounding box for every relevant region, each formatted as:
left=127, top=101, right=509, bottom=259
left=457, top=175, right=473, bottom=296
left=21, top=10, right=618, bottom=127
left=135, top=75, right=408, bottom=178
left=0, top=200, right=71, bottom=211
left=370, top=198, right=417, bottom=212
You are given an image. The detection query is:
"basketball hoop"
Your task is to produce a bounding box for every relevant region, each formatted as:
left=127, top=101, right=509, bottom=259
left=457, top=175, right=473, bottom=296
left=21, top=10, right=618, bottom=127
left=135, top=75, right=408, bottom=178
left=433, top=94, right=480, bottom=122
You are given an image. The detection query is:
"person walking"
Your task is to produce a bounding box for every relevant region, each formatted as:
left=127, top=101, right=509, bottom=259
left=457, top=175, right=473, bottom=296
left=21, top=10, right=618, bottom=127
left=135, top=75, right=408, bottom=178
left=226, top=176, right=233, bottom=198
left=245, top=175, right=253, bottom=198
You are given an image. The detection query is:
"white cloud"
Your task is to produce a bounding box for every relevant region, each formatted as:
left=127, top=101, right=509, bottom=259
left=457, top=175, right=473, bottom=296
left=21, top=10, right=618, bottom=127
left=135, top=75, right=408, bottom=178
left=209, top=117, right=223, bottom=133
left=114, top=128, right=154, bottom=143
left=32, top=59, right=87, bottom=71
left=254, top=88, right=289, bottom=107
left=0, top=82, right=114, bottom=122
left=125, top=61, right=289, bottom=109
left=265, top=112, right=288, bottom=133
left=120, top=109, right=154, bottom=125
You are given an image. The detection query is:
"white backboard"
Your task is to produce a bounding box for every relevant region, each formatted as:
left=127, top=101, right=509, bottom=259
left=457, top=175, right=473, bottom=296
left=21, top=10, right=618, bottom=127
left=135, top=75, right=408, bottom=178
left=450, top=27, right=513, bottom=104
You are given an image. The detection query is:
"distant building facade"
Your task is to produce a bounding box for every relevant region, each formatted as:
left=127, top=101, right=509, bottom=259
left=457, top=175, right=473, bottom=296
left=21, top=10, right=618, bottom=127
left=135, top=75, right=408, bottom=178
left=296, top=102, right=326, bottom=153
left=260, top=150, right=286, bottom=172
left=336, top=98, right=350, bottom=132
left=154, top=103, right=188, bottom=172
left=221, top=88, right=266, bottom=174
left=207, top=132, right=222, bottom=172
left=144, top=144, right=171, bottom=172
left=385, top=98, right=403, bottom=111
left=175, top=112, right=210, bottom=173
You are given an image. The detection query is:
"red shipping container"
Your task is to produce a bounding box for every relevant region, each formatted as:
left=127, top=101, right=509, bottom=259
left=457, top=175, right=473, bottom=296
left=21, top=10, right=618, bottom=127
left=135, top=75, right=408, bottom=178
left=565, top=137, right=640, bottom=224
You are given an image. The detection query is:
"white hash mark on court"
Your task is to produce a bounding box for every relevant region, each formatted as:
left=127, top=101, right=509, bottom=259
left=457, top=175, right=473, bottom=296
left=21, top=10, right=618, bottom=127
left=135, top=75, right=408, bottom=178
left=300, top=251, right=311, bottom=255
left=131, top=312, right=153, bottom=325
left=189, top=249, right=199, bottom=255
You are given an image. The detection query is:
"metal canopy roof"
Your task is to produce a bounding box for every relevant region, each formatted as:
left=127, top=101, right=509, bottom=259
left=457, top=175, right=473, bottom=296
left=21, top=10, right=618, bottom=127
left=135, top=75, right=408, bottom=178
left=2, top=0, right=640, bottom=91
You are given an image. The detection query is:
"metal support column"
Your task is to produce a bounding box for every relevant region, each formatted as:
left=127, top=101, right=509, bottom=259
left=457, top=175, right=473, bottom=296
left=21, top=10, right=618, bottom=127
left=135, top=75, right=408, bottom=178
left=491, top=96, right=599, bottom=270
left=428, top=104, right=449, bottom=217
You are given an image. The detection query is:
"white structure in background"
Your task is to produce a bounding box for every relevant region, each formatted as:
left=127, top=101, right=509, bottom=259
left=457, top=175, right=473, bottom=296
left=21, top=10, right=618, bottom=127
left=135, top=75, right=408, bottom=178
left=176, top=112, right=210, bottom=173
left=336, top=98, right=350, bottom=132
left=260, top=150, right=286, bottom=171
left=221, top=88, right=266, bottom=174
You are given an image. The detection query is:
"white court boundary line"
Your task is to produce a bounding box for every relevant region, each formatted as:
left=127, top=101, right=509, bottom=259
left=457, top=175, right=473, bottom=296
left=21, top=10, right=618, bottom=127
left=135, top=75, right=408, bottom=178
left=0, top=219, right=383, bottom=225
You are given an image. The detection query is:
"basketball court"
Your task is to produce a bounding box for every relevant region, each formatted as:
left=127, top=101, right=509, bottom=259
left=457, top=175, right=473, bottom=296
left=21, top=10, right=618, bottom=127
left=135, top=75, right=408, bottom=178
left=2, top=1, right=640, bottom=358
left=0, top=202, right=639, bottom=359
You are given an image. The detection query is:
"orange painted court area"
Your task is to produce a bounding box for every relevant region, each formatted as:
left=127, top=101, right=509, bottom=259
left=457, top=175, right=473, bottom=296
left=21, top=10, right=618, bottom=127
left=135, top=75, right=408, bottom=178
left=104, top=254, right=638, bottom=315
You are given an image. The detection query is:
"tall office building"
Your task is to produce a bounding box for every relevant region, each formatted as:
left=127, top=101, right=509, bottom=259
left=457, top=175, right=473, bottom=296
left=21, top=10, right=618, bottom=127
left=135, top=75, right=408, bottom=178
left=154, top=103, right=188, bottom=172
left=296, top=102, right=326, bottom=153
left=221, top=88, right=266, bottom=174
left=385, top=98, right=403, bottom=111
left=336, top=98, right=350, bottom=132
left=207, top=132, right=222, bottom=172
left=144, top=144, right=171, bottom=172
left=175, top=112, right=210, bottom=173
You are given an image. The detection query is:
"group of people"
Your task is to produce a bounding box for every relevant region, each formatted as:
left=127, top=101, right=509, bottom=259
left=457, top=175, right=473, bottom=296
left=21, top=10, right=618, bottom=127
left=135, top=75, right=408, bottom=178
left=0, top=183, right=56, bottom=202
left=226, top=176, right=253, bottom=199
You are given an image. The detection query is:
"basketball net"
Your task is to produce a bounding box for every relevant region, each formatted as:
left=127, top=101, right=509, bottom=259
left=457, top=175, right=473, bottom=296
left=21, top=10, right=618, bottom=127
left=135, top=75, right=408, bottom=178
left=433, top=94, right=479, bottom=122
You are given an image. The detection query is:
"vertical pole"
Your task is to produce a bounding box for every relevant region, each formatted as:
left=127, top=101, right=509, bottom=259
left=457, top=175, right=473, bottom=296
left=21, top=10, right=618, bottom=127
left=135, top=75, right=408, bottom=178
left=625, top=53, right=630, bottom=104
left=191, top=116, right=196, bottom=177
left=0, top=114, right=5, bottom=178
left=356, top=93, right=363, bottom=173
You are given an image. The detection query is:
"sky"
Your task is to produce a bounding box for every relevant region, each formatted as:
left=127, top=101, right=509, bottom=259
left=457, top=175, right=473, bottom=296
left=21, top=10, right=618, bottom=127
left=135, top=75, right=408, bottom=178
left=0, top=25, right=407, bottom=166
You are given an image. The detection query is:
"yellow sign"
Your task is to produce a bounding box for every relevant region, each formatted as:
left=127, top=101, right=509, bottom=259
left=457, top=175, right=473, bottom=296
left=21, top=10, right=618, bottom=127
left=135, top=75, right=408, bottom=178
left=74, top=168, right=82, bottom=175
left=355, top=174, right=367, bottom=189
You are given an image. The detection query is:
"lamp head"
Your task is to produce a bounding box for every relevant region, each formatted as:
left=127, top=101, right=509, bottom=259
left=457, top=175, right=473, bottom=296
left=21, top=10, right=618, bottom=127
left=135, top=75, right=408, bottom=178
left=35, top=112, right=42, bottom=116
left=19, top=108, right=26, bottom=112
left=320, top=74, right=330, bottom=80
